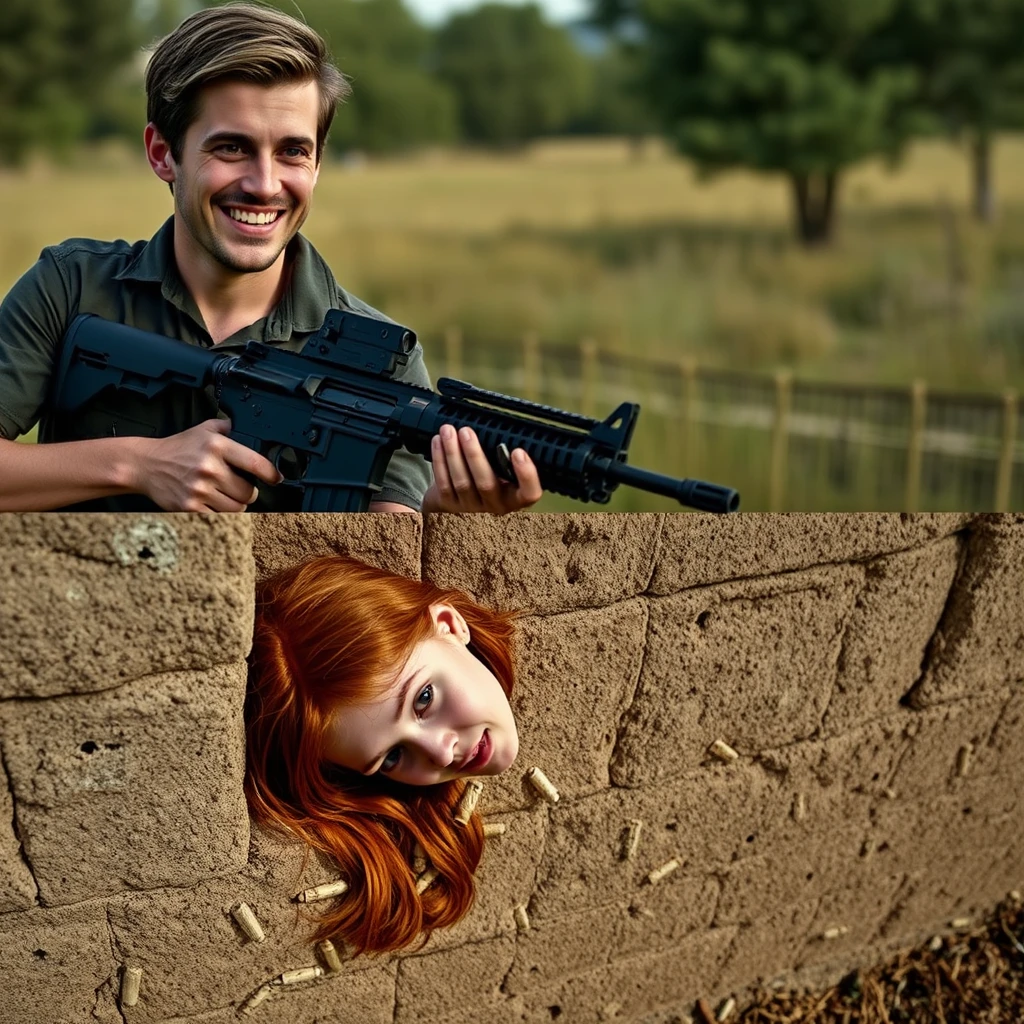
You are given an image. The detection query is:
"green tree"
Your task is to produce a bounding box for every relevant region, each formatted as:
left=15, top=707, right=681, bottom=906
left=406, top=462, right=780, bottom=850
left=888, top=0, right=1024, bottom=222
left=0, top=0, right=139, bottom=163
left=257, top=0, right=457, bottom=154
left=434, top=3, right=591, bottom=147
left=593, top=0, right=926, bottom=245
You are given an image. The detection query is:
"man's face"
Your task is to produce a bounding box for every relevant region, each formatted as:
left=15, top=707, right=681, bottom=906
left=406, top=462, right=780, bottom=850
left=156, top=79, right=321, bottom=276
left=322, top=609, right=520, bottom=788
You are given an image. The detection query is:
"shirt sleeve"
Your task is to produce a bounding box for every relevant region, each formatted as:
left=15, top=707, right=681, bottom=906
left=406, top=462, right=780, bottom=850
left=376, top=338, right=435, bottom=509
left=0, top=248, right=71, bottom=440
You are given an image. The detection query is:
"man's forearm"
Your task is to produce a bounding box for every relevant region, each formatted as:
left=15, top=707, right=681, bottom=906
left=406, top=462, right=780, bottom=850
left=0, top=436, right=142, bottom=511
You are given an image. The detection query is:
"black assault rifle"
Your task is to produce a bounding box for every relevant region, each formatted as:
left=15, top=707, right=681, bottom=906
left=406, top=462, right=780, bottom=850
left=53, top=310, right=740, bottom=513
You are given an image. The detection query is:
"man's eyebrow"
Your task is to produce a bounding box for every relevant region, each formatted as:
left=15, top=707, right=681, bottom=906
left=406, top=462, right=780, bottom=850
left=200, top=131, right=316, bottom=150
left=360, top=668, right=423, bottom=775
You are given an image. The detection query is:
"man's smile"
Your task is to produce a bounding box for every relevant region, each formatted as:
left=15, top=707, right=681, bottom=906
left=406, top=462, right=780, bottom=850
left=226, top=207, right=281, bottom=225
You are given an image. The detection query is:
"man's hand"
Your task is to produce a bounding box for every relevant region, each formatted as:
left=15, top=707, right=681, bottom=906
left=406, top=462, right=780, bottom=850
left=421, top=424, right=543, bottom=514
left=130, top=419, right=283, bottom=512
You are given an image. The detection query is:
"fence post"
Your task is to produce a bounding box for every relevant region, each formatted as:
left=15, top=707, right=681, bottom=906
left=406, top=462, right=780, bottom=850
left=904, top=379, right=927, bottom=511
left=769, top=371, right=791, bottom=512
left=680, top=357, right=698, bottom=474
left=580, top=338, right=597, bottom=418
left=995, top=389, right=1018, bottom=512
left=523, top=331, right=541, bottom=402
left=444, top=326, right=462, bottom=381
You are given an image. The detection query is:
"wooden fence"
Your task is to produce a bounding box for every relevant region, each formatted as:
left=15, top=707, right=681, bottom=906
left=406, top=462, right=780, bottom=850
left=439, top=329, right=1023, bottom=513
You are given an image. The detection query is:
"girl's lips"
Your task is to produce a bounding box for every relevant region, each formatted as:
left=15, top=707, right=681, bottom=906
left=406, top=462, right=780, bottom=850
left=461, top=729, right=492, bottom=773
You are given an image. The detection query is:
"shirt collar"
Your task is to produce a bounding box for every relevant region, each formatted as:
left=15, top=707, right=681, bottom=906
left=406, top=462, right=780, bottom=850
left=114, top=216, right=334, bottom=340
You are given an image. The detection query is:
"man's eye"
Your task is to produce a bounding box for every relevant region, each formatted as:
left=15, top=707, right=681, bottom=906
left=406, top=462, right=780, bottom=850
left=217, top=144, right=242, bottom=155
left=283, top=147, right=307, bottom=158
left=414, top=684, right=433, bottom=712
left=380, top=747, right=402, bottom=773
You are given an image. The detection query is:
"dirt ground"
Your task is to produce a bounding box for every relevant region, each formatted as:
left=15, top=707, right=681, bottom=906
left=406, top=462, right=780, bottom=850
left=706, top=894, right=1024, bottom=1023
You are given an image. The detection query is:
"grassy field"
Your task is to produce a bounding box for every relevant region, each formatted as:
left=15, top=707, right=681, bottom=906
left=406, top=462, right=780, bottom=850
left=5, top=137, right=1024, bottom=509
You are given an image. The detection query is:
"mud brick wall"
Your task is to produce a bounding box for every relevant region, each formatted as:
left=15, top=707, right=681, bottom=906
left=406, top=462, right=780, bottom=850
left=1, top=512, right=1022, bottom=1024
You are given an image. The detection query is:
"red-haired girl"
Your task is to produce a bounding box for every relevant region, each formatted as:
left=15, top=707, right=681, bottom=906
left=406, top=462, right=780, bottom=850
left=245, top=555, right=519, bottom=954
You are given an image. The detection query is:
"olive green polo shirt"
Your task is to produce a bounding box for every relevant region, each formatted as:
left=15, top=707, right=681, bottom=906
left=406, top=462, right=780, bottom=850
left=0, top=217, right=433, bottom=511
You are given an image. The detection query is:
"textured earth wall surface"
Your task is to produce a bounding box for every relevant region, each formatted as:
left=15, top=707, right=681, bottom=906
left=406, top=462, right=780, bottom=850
left=1, top=512, right=1022, bottom=1024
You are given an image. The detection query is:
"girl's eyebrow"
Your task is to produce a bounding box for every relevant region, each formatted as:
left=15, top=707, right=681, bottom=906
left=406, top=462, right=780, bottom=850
left=361, top=667, right=426, bottom=774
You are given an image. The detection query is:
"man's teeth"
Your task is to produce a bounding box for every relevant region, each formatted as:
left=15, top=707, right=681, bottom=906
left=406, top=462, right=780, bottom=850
left=227, top=209, right=279, bottom=225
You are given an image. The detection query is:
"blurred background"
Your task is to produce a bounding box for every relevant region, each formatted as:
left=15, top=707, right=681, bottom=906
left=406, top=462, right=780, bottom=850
left=4, top=0, right=1024, bottom=511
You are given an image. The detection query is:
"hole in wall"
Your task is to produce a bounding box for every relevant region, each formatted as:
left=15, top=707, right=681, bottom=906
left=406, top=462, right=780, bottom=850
left=746, top=834, right=756, bottom=843
left=80, top=741, right=99, bottom=754
left=32, top=949, right=47, bottom=959
left=696, top=611, right=712, bottom=629
left=548, top=1007, right=563, bottom=1019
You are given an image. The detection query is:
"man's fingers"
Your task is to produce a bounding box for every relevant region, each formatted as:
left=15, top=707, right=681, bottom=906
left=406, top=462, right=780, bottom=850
left=439, top=424, right=481, bottom=505
left=510, top=448, right=543, bottom=505
left=456, top=426, right=506, bottom=509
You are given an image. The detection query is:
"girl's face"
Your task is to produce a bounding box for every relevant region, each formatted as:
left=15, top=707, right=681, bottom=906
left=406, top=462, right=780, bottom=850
left=322, top=605, right=519, bottom=787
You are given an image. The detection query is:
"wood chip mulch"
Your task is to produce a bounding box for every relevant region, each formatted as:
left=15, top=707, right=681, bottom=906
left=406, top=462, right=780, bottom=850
left=720, top=894, right=1024, bottom=1024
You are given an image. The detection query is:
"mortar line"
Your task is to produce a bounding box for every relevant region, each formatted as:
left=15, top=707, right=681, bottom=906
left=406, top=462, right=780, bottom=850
left=0, top=740, right=40, bottom=901
left=651, top=526, right=973, bottom=600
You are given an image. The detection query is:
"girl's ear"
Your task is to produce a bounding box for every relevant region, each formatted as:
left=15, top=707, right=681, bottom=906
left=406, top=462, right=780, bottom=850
left=429, top=603, right=470, bottom=645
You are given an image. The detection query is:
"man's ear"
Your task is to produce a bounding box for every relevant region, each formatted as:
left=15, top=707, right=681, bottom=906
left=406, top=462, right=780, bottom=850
left=144, top=123, right=177, bottom=186
left=430, top=603, right=470, bottom=645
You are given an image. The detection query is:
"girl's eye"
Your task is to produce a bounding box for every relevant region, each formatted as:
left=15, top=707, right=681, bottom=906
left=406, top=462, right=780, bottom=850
left=414, top=684, right=433, bottom=712
left=380, top=747, right=402, bottom=773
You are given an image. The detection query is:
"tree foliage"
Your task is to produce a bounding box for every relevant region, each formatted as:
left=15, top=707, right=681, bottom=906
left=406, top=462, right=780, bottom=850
left=0, top=0, right=139, bottom=163
left=434, top=3, right=591, bottom=146
left=254, top=0, right=458, bottom=154
left=884, top=0, right=1024, bottom=220
left=593, top=0, right=928, bottom=244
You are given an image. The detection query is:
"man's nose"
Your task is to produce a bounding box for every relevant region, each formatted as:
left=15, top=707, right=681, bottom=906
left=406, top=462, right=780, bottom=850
left=242, top=153, right=278, bottom=199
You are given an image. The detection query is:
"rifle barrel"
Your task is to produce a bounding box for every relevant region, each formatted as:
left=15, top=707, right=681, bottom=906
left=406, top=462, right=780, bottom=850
left=593, top=459, right=740, bottom=512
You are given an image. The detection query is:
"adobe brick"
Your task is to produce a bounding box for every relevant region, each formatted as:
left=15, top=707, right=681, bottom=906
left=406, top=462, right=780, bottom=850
left=518, top=926, right=737, bottom=1023
left=252, top=512, right=422, bottom=582
left=395, top=934, right=516, bottom=1024
left=823, top=537, right=960, bottom=735
left=611, top=565, right=862, bottom=786
left=422, top=513, right=660, bottom=614
left=0, top=514, right=253, bottom=698
left=1, top=663, right=249, bottom=906
left=0, top=901, right=121, bottom=1024
left=482, top=601, right=647, bottom=813
left=650, top=513, right=972, bottom=593
left=531, top=764, right=785, bottom=923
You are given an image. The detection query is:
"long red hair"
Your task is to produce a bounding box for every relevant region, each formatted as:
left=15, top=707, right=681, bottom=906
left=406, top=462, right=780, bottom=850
left=245, top=555, right=517, bottom=954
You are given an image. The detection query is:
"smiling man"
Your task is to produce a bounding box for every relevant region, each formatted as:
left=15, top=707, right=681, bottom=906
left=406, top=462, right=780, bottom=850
left=0, top=3, right=542, bottom=514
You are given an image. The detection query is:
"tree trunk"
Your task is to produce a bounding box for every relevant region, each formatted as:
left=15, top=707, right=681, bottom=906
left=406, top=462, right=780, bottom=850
left=790, top=171, right=839, bottom=247
left=972, top=133, right=995, bottom=224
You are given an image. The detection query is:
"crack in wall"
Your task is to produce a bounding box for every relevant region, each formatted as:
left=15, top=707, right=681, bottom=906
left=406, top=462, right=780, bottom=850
left=0, top=740, right=40, bottom=904
left=103, top=907, right=129, bottom=1024
left=811, top=566, right=867, bottom=740
left=607, top=597, right=652, bottom=784
left=499, top=805, right=554, bottom=996
left=900, top=530, right=971, bottom=709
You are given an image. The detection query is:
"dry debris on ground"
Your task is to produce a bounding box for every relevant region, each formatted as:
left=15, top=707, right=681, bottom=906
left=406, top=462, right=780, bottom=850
left=722, top=894, right=1024, bottom=1024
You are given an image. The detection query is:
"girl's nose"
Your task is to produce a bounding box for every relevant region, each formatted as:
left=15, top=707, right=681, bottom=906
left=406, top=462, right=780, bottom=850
left=420, top=729, right=457, bottom=768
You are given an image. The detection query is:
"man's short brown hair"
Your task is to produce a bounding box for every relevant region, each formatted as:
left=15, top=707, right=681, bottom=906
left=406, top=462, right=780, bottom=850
left=145, top=3, right=350, bottom=163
